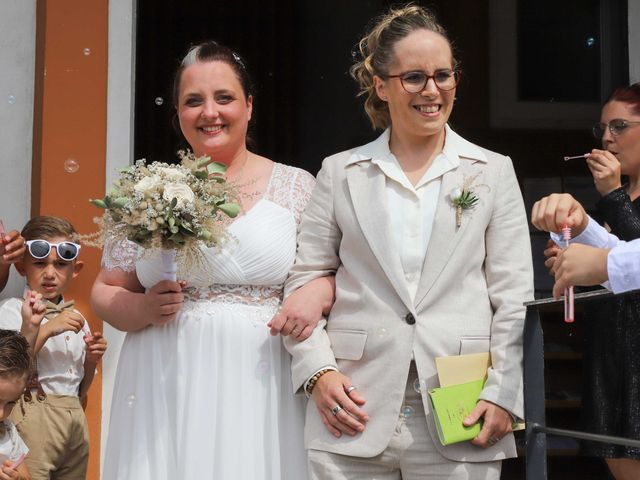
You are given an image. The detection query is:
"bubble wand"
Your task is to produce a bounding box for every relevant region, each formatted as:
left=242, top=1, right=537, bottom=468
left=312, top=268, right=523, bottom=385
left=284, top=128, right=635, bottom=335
left=9, top=453, right=26, bottom=470
left=561, top=225, right=575, bottom=323
left=563, top=153, right=589, bottom=161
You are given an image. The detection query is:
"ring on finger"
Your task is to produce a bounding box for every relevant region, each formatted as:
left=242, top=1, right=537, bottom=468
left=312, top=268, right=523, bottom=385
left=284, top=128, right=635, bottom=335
left=331, top=404, right=343, bottom=416
left=345, top=385, right=357, bottom=394
left=488, top=437, right=499, bottom=445
left=291, top=326, right=300, bottom=334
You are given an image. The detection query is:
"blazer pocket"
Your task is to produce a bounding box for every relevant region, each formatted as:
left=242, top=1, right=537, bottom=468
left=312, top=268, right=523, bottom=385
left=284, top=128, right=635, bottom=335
left=327, top=329, right=368, bottom=361
left=459, top=335, right=491, bottom=355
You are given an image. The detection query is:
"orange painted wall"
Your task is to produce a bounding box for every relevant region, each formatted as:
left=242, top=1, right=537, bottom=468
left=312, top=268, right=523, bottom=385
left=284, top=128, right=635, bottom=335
left=32, top=1, right=108, bottom=478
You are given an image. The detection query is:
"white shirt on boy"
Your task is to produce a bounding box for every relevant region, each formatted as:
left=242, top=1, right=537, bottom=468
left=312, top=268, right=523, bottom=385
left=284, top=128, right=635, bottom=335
left=0, top=296, right=87, bottom=396
left=0, top=420, right=28, bottom=465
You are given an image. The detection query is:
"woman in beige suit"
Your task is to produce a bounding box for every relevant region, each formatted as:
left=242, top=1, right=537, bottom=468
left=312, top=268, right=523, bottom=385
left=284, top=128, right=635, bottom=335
left=283, top=4, right=533, bottom=479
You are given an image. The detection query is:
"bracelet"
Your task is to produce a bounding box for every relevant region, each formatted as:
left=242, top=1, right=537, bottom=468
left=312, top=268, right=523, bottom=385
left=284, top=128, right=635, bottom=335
left=306, top=368, right=334, bottom=396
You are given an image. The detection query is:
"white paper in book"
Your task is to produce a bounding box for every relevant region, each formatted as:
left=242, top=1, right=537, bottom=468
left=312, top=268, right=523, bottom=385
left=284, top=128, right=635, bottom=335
left=435, top=352, right=491, bottom=387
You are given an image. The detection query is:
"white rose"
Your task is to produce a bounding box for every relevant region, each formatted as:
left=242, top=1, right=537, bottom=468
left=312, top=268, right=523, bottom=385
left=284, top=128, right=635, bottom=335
left=134, top=175, right=161, bottom=195
left=156, top=166, right=187, bottom=182
left=163, top=183, right=195, bottom=208
left=449, top=187, right=463, bottom=200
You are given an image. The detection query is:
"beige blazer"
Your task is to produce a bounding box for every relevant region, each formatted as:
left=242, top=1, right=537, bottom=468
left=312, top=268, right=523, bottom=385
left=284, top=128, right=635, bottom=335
left=284, top=127, right=534, bottom=462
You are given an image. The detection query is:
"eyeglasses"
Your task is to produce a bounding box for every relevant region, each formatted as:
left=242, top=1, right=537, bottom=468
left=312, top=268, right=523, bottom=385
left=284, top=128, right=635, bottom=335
left=385, top=69, right=460, bottom=93
left=26, top=240, right=81, bottom=261
left=592, top=119, right=640, bottom=139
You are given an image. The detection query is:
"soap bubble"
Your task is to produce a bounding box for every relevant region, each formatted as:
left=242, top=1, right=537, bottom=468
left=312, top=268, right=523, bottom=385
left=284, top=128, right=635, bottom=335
left=83, top=48, right=91, bottom=56
left=413, top=377, right=428, bottom=394
left=155, top=97, right=164, bottom=106
left=401, top=405, right=415, bottom=418
left=126, top=394, right=136, bottom=407
left=7, top=95, right=16, bottom=105
left=64, top=158, right=79, bottom=173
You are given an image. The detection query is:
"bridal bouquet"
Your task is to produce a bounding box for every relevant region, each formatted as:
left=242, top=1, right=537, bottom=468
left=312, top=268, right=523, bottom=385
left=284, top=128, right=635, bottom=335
left=89, top=150, right=241, bottom=278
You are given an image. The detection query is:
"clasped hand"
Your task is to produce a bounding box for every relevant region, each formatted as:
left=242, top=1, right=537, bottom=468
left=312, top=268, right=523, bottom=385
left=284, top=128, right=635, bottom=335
left=145, top=280, right=186, bottom=326
left=463, top=400, right=513, bottom=448
left=543, top=239, right=609, bottom=298
left=0, top=459, right=27, bottom=480
left=84, top=331, right=107, bottom=363
left=267, top=279, right=334, bottom=341
left=586, top=149, right=621, bottom=196
left=44, top=311, right=85, bottom=337
left=0, top=230, right=25, bottom=264
left=532, top=193, right=610, bottom=297
left=312, top=371, right=368, bottom=438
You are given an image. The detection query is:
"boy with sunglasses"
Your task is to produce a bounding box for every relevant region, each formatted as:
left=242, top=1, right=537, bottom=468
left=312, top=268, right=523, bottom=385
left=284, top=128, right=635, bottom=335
left=0, top=216, right=107, bottom=480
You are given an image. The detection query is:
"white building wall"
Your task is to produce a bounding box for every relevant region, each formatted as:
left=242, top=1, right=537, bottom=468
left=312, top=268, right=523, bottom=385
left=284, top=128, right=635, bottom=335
left=0, top=0, right=36, bottom=298
left=101, top=0, right=136, bottom=472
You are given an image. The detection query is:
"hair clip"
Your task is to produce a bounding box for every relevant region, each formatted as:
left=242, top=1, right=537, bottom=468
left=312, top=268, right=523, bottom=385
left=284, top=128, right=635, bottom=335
left=232, top=52, right=245, bottom=69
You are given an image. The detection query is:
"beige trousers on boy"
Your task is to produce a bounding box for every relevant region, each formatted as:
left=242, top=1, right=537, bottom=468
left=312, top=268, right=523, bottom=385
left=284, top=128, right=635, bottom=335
left=11, top=394, right=89, bottom=480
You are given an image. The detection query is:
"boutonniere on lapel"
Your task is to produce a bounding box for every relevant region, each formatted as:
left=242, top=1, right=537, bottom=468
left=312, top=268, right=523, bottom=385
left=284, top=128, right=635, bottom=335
left=449, top=173, right=486, bottom=228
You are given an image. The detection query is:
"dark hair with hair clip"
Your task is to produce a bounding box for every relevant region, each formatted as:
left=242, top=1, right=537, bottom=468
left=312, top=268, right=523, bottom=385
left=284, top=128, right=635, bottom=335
left=607, top=82, right=640, bottom=116
left=172, top=41, right=252, bottom=108
left=172, top=41, right=255, bottom=151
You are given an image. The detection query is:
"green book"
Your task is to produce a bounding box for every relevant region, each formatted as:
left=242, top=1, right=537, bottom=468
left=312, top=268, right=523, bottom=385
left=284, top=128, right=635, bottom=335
left=428, top=378, right=485, bottom=445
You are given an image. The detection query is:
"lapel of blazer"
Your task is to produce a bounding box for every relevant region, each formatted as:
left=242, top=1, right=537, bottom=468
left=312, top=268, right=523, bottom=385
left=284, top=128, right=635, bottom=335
left=346, top=161, right=414, bottom=312
left=413, top=158, right=484, bottom=308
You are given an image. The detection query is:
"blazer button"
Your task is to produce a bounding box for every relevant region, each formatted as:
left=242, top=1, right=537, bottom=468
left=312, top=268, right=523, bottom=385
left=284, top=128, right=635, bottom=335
left=405, top=313, right=416, bottom=325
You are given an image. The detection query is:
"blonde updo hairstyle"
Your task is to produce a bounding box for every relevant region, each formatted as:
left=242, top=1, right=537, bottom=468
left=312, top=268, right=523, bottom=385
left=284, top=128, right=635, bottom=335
left=351, top=4, right=457, bottom=130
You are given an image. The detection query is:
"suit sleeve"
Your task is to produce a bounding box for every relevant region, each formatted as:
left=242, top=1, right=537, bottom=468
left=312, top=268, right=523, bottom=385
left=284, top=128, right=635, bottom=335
left=608, top=239, right=640, bottom=293
left=479, top=157, right=534, bottom=420
left=283, top=160, right=343, bottom=393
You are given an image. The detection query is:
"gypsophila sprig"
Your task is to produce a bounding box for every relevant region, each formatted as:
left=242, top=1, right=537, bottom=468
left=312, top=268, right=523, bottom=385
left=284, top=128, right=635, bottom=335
left=87, top=151, right=241, bottom=273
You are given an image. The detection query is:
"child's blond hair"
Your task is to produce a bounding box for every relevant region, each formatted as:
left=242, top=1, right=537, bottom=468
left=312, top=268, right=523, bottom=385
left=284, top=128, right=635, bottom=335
left=21, top=216, right=77, bottom=242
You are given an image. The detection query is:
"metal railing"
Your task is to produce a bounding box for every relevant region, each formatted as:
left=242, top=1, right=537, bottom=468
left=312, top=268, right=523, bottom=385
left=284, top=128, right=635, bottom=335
left=523, top=288, right=640, bottom=478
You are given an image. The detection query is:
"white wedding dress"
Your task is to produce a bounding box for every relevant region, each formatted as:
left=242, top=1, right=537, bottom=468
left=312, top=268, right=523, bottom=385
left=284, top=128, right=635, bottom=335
left=102, top=164, right=314, bottom=480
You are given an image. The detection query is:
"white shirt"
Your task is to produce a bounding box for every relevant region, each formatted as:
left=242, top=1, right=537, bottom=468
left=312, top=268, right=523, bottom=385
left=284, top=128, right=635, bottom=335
left=361, top=125, right=484, bottom=299
left=0, top=420, right=28, bottom=465
left=0, top=296, right=87, bottom=396
left=552, top=217, right=640, bottom=294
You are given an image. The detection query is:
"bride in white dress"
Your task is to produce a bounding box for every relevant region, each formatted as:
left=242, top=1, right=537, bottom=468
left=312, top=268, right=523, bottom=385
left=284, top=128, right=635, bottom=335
left=91, top=41, right=333, bottom=480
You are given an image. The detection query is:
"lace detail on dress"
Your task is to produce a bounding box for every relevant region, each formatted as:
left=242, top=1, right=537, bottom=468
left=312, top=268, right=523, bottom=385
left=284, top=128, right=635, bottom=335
left=183, top=284, right=283, bottom=307
left=265, top=164, right=316, bottom=225
left=101, top=237, right=140, bottom=272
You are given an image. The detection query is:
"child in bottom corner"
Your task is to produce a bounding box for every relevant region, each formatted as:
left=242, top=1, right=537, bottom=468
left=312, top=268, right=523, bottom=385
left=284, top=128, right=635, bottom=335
left=0, top=291, right=46, bottom=480
left=0, top=216, right=107, bottom=480
left=0, top=298, right=45, bottom=480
